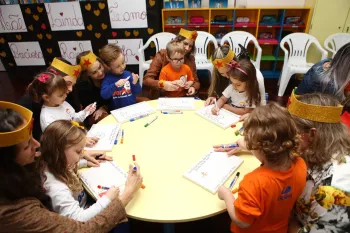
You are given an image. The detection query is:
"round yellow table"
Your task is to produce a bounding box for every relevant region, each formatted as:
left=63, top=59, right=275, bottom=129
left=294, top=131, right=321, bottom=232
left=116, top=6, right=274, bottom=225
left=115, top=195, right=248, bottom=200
left=99, top=100, right=260, bottom=231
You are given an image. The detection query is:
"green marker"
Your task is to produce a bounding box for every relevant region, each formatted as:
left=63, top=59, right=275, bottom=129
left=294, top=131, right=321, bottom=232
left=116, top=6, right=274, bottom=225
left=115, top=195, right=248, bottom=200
left=144, top=116, right=158, bottom=127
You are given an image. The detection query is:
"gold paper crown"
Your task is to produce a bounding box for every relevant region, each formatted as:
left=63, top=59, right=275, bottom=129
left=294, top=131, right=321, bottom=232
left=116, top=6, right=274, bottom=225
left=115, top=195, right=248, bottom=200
left=79, top=51, right=97, bottom=71
left=212, top=49, right=235, bottom=69
left=179, top=28, right=198, bottom=41
left=51, top=58, right=81, bottom=79
left=0, top=101, right=33, bottom=147
left=287, top=89, right=343, bottom=123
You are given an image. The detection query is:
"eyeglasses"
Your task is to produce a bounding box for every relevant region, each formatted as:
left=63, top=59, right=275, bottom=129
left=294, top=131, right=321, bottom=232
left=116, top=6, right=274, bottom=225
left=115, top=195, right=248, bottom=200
left=169, top=57, right=184, bottom=63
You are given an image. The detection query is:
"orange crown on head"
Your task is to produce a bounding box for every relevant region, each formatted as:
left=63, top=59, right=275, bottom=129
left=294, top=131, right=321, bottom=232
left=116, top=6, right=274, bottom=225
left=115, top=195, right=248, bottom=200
left=51, top=58, right=81, bottom=79
left=179, top=28, right=198, bottom=41
left=79, top=51, right=98, bottom=71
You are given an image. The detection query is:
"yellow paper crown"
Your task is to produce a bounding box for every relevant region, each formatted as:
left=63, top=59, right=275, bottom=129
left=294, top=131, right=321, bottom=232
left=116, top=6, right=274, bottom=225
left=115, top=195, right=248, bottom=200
left=212, top=49, right=235, bottom=69
left=79, top=51, right=97, bottom=71
left=287, top=89, right=343, bottom=123
left=51, top=58, right=81, bottom=79
left=0, top=101, right=33, bottom=147
left=179, top=28, right=198, bottom=41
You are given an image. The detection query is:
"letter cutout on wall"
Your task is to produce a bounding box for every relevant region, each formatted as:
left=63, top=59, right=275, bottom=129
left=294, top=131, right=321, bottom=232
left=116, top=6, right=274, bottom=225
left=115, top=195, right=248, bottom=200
left=0, top=5, right=27, bottom=33
left=108, top=39, right=143, bottom=65
left=45, top=2, right=85, bottom=31
left=107, top=0, right=148, bottom=29
left=9, top=42, right=45, bottom=66
left=58, top=40, right=93, bottom=65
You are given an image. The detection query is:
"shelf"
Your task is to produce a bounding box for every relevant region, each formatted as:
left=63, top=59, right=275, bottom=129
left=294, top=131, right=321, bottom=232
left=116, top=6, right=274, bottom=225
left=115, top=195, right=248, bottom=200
left=258, top=24, right=281, bottom=28
left=261, top=70, right=281, bottom=78
left=277, top=56, right=284, bottom=61
left=283, top=24, right=306, bottom=28
left=164, top=25, right=185, bottom=29
left=261, top=55, right=277, bottom=61
left=210, top=24, right=232, bottom=28
left=234, top=22, right=257, bottom=28
left=187, top=24, right=209, bottom=28
left=258, top=39, right=279, bottom=45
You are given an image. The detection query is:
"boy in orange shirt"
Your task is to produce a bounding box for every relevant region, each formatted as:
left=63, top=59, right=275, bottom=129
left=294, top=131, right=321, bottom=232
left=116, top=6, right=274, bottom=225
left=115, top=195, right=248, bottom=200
left=217, top=102, right=307, bottom=233
left=159, top=40, right=195, bottom=97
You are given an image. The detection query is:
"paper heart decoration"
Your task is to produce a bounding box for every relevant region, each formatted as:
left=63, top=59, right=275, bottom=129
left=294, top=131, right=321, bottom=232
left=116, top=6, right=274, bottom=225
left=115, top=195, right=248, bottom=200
left=8, top=63, right=14, bottom=67
left=112, top=31, right=117, bottom=38
left=73, top=47, right=77, bottom=51
left=135, top=55, right=139, bottom=61
left=133, top=30, right=139, bottom=37
left=0, top=51, right=6, bottom=57
left=0, top=38, right=4, bottom=44
left=98, top=2, right=105, bottom=10
left=37, top=6, right=44, bottom=13
left=25, top=8, right=31, bottom=14
left=87, top=24, right=93, bottom=31
left=47, top=48, right=52, bottom=54
left=85, top=3, right=91, bottom=11
left=148, top=28, right=154, bottom=35
left=149, top=0, right=155, bottom=7
left=124, top=31, right=131, bottom=37
left=101, top=23, right=107, bottom=30
left=33, top=15, right=39, bottom=21
left=76, top=31, right=83, bottom=37
left=59, top=12, right=63, bottom=16
left=41, top=23, right=46, bottom=30
left=16, top=35, right=22, bottom=41
left=95, top=32, right=101, bottom=39
left=28, top=25, right=33, bottom=31
left=46, top=34, right=52, bottom=40
left=94, top=10, right=100, bottom=16
left=37, top=33, right=43, bottom=40
left=150, top=42, right=155, bottom=48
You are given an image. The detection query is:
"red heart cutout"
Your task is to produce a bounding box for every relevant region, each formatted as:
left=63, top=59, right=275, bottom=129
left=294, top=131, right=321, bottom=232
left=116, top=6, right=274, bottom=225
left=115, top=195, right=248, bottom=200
left=73, top=47, right=76, bottom=51
left=41, top=23, right=46, bottom=30
left=59, top=12, right=63, bottom=16
left=112, top=31, right=117, bottom=38
left=135, top=55, right=139, bottom=61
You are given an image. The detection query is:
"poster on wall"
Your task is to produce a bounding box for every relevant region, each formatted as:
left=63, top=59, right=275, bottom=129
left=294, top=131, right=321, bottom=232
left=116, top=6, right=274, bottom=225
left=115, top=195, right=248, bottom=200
left=58, top=40, right=93, bottom=65
left=45, top=2, right=85, bottom=31
left=8, top=42, right=45, bottom=66
left=107, top=39, right=143, bottom=65
left=107, top=0, right=148, bottom=29
left=0, top=5, right=27, bottom=33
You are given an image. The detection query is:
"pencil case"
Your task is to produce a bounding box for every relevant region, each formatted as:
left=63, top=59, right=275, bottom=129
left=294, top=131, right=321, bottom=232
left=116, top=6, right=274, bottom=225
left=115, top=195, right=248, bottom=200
left=236, top=17, right=250, bottom=23
left=190, top=16, right=204, bottom=24
left=259, top=32, right=273, bottom=39
left=260, top=15, right=277, bottom=24
left=167, top=16, right=182, bottom=24
left=214, top=15, right=228, bottom=22
left=284, top=16, right=301, bottom=24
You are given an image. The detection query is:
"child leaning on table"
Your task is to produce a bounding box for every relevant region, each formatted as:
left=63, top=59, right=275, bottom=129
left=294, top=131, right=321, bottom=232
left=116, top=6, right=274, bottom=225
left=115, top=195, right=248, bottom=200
left=217, top=102, right=307, bottom=233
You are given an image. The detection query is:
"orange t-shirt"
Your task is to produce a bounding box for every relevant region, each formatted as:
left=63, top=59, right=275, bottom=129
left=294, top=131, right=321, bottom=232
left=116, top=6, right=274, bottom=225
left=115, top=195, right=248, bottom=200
left=159, top=63, right=194, bottom=97
left=231, top=157, right=307, bottom=233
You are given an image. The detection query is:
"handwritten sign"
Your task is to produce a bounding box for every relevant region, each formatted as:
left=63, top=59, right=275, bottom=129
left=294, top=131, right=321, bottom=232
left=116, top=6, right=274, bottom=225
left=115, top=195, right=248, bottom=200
left=9, top=42, right=45, bottom=66
left=0, top=5, right=27, bottom=33
left=45, top=2, right=85, bottom=31
left=108, top=39, right=143, bottom=65
left=107, top=0, right=148, bottom=29
left=58, top=40, right=93, bottom=65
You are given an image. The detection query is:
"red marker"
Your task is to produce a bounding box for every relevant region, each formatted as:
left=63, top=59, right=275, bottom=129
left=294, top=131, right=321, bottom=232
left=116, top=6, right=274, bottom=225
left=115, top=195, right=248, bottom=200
left=97, top=185, right=109, bottom=190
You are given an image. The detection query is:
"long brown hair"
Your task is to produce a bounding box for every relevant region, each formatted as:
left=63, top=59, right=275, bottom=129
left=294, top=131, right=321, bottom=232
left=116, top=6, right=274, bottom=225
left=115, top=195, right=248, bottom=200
left=40, top=120, right=86, bottom=195
left=292, top=93, right=350, bottom=168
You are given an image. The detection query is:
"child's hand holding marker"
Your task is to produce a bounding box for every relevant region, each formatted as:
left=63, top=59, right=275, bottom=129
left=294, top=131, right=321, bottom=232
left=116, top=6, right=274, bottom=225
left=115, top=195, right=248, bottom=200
left=115, top=76, right=130, bottom=88
left=213, top=138, right=246, bottom=155
left=131, top=73, right=139, bottom=84
left=84, top=102, right=97, bottom=117
left=211, top=99, right=220, bottom=116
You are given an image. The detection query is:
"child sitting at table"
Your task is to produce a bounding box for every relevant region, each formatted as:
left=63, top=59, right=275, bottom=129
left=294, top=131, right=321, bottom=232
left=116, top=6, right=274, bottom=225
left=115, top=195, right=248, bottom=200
left=217, top=102, right=307, bottom=233
left=158, top=40, right=195, bottom=97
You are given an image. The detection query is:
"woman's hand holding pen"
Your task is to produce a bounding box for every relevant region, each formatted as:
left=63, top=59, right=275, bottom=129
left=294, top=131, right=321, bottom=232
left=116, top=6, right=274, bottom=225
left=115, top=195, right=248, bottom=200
left=119, top=163, right=143, bottom=207
left=213, top=138, right=247, bottom=156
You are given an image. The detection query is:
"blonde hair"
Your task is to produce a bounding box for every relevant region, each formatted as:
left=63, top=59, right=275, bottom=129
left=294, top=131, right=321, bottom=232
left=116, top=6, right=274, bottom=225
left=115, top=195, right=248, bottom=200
left=244, top=102, right=299, bottom=166
left=166, top=40, right=185, bottom=58
left=292, top=93, right=350, bottom=167
left=208, top=45, right=237, bottom=97
left=99, top=44, right=123, bottom=66
left=40, top=120, right=86, bottom=195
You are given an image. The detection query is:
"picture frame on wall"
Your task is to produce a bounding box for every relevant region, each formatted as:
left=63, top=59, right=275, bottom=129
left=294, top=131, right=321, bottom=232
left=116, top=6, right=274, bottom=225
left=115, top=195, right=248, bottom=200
left=209, top=0, right=228, bottom=8
left=164, top=0, right=185, bottom=9
left=188, top=0, right=201, bottom=8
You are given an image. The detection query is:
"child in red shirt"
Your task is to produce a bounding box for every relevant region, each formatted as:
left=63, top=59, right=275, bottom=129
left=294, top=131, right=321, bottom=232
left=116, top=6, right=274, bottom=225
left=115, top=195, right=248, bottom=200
left=159, top=40, right=194, bottom=97
left=218, top=102, right=307, bottom=233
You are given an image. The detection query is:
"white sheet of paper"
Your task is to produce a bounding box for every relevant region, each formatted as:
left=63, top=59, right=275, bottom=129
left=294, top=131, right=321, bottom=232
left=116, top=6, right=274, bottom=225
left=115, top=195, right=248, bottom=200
left=58, top=40, right=93, bottom=65
left=157, top=98, right=195, bottom=111
left=45, top=2, right=85, bottom=31
left=78, top=161, right=127, bottom=200
left=183, top=150, right=243, bottom=194
left=107, top=0, right=148, bottom=29
left=107, top=39, right=143, bottom=65
left=110, top=101, right=156, bottom=123
left=9, top=42, right=45, bottom=66
left=84, top=124, right=120, bottom=151
left=195, top=105, right=240, bottom=129
left=0, top=5, right=27, bottom=33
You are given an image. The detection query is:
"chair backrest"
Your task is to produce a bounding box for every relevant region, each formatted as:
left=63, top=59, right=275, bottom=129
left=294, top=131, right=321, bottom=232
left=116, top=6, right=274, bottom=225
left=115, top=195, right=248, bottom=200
left=145, top=32, right=177, bottom=52
left=324, top=33, right=350, bottom=58
left=280, top=33, right=324, bottom=65
left=221, top=31, right=259, bottom=56
left=195, top=31, right=218, bottom=58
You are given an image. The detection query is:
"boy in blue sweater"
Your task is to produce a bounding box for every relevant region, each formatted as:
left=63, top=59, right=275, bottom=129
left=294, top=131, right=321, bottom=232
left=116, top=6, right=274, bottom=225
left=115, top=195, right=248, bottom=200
left=99, top=44, right=141, bottom=110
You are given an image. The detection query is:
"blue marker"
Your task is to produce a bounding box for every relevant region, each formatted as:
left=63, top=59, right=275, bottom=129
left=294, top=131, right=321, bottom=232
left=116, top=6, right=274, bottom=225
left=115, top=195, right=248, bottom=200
left=229, top=172, right=240, bottom=189
left=221, top=143, right=238, bottom=148
left=162, top=111, right=183, bottom=114
left=114, top=130, right=120, bottom=145
left=130, top=114, right=149, bottom=122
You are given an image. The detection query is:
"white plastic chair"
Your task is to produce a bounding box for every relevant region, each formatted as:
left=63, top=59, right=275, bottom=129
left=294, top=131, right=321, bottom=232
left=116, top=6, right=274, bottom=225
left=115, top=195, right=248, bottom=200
left=221, top=31, right=262, bottom=70
left=324, top=33, right=350, bottom=58
left=138, top=32, right=176, bottom=86
left=278, top=33, right=328, bottom=96
left=194, top=31, right=218, bottom=76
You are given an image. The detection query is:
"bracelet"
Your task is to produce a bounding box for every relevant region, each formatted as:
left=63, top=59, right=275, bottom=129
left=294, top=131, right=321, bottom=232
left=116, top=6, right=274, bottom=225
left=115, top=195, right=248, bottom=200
left=158, top=80, right=165, bottom=89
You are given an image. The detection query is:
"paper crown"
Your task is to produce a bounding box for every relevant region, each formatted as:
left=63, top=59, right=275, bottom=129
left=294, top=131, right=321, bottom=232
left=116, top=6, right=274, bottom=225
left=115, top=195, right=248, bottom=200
left=79, top=51, right=97, bottom=71
left=179, top=28, right=198, bottom=41
left=0, top=101, right=33, bottom=147
left=51, top=58, right=81, bottom=79
left=287, top=89, right=343, bottom=123
left=212, top=49, right=235, bottom=69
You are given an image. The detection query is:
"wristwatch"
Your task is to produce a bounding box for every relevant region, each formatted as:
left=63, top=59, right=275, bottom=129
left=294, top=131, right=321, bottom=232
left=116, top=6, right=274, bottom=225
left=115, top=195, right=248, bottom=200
left=158, top=80, right=165, bottom=89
